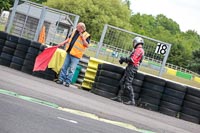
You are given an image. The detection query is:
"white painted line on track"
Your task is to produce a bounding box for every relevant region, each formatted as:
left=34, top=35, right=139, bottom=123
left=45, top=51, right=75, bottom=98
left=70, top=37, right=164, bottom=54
left=57, top=117, right=78, bottom=124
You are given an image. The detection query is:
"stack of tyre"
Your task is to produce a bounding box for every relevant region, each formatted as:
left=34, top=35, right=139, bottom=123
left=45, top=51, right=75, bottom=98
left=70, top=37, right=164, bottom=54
left=122, top=72, right=145, bottom=106
left=77, top=55, right=90, bottom=84
left=180, top=86, right=200, bottom=124
left=159, top=81, right=186, bottom=117
left=91, top=63, right=124, bottom=98
left=0, top=32, right=6, bottom=54
left=138, top=75, right=166, bottom=111
left=0, top=31, right=56, bottom=81
left=0, top=32, right=11, bottom=66
left=11, top=37, right=31, bottom=71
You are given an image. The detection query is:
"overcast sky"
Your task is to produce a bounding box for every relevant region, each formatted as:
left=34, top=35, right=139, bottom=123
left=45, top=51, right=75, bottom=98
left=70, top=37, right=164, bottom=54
left=130, top=0, right=200, bottom=34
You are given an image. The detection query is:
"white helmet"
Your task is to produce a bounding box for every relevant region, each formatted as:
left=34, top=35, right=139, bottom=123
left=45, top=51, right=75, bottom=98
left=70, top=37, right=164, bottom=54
left=133, top=37, right=144, bottom=48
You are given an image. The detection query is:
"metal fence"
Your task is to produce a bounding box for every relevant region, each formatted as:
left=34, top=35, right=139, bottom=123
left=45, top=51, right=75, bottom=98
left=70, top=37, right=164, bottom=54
left=89, top=24, right=172, bottom=76
left=5, top=0, right=79, bottom=45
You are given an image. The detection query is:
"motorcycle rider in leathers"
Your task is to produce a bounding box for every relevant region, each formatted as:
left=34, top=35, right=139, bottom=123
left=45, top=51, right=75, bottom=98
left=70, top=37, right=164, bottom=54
left=112, top=37, right=145, bottom=105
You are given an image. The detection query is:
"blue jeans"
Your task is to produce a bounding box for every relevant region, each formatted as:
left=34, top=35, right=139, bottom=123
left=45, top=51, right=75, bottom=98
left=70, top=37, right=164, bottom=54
left=58, top=54, right=80, bottom=84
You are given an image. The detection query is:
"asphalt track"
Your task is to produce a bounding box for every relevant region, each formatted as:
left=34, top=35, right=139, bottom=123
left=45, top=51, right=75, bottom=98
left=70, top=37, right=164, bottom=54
left=0, top=65, right=200, bottom=133
left=0, top=94, right=140, bottom=133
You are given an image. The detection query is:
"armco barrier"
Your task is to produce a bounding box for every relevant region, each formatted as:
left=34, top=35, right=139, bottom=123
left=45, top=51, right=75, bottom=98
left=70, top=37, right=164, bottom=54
left=176, top=71, right=193, bottom=80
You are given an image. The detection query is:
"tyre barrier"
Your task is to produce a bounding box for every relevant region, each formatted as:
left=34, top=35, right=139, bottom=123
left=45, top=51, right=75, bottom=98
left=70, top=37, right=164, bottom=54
left=180, top=86, right=200, bottom=124
left=91, top=63, right=124, bottom=98
left=81, top=57, right=108, bottom=89
left=0, top=31, right=55, bottom=81
left=90, top=62, right=200, bottom=125
left=138, top=74, right=165, bottom=111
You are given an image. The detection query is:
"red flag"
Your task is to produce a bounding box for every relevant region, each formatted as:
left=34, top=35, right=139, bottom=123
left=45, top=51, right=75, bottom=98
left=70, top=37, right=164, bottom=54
left=33, top=46, right=58, bottom=71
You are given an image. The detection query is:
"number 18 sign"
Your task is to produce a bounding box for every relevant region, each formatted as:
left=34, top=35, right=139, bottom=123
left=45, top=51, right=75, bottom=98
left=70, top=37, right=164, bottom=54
left=155, top=43, right=168, bottom=55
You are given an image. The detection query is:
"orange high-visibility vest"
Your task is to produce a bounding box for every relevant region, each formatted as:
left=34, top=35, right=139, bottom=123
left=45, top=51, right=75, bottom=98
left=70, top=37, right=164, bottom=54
left=65, top=30, right=90, bottom=59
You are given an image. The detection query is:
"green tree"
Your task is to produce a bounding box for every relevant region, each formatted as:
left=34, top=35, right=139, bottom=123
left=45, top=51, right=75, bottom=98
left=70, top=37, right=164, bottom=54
left=44, top=0, right=132, bottom=40
left=188, top=48, right=200, bottom=74
left=0, top=0, right=11, bottom=11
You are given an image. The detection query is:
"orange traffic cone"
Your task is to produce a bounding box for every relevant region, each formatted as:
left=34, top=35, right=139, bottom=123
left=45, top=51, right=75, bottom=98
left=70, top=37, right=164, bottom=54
left=38, top=25, right=46, bottom=44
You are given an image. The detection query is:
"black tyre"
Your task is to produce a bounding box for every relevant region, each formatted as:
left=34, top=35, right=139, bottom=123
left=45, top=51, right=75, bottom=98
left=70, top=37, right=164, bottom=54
left=93, top=82, right=119, bottom=94
left=14, top=50, right=27, bottom=59
left=25, top=53, right=37, bottom=61
left=144, top=75, right=166, bottom=86
left=30, top=41, right=42, bottom=49
left=185, top=94, right=200, bottom=105
left=164, top=87, right=185, bottom=99
left=21, top=66, right=33, bottom=74
left=98, top=63, right=124, bottom=74
left=141, top=87, right=163, bottom=99
left=12, top=56, right=24, bottom=65
left=0, top=39, right=5, bottom=46
left=183, top=100, right=200, bottom=111
left=91, top=87, right=116, bottom=99
left=179, top=113, right=200, bottom=124
left=0, top=58, right=11, bottom=66
left=2, top=46, right=15, bottom=55
left=4, top=41, right=17, bottom=49
left=18, top=37, right=31, bottom=46
left=7, top=34, right=19, bottom=43
left=40, top=45, right=48, bottom=52
left=142, top=81, right=165, bottom=93
left=139, top=95, right=160, bottom=105
left=160, top=100, right=181, bottom=111
left=96, top=70, right=122, bottom=80
left=95, top=76, right=120, bottom=87
left=23, top=59, right=35, bottom=67
left=187, top=86, right=200, bottom=98
left=0, top=52, right=13, bottom=61
left=166, top=81, right=187, bottom=92
left=159, top=107, right=178, bottom=117
left=135, top=72, right=145, bottom=80
left=0, top=31, right=8, bottom=39
left=27, top=47, right=40, bottom=55
left=16, top=44, right=29, bottom=52
left=181, top=107, right=200, bottom=118
left=10, top=62, right=22, bottom=70
left=132, top=85, right=142, bottom=93
left=161, top=94, right=183, bottom=105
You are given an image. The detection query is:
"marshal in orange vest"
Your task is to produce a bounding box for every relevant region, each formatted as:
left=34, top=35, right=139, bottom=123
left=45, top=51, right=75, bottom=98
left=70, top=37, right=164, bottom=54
left=65, top=30, right=90, bottom=59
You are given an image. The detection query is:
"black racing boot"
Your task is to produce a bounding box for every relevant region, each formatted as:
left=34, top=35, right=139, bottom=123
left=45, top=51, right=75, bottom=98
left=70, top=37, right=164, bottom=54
left=111, top=88, right=124, bottom=102
left=123, top=99, right=135, bottom=105
left=123, top=92, right=135, bottom=105
left=110, top=96, right=122, bottom=102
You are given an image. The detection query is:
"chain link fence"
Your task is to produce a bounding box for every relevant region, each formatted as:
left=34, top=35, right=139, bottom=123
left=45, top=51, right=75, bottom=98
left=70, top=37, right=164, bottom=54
left=86, top=24, right=172, bottom=76
left=5, top=0, right=79, bottom=45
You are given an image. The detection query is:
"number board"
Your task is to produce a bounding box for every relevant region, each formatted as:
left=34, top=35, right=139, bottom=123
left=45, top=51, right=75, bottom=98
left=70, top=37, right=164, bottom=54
left=155, top=43, right=168, bottom=55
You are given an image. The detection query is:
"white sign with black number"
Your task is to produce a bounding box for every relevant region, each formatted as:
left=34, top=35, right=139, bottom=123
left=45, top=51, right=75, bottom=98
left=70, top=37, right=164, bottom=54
left=155, top=43, right=168, bottom=55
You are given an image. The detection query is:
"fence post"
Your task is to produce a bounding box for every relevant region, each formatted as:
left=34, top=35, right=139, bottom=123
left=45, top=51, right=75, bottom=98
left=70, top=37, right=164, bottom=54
left=34, top=6, right=47, bottom=41
left=159, top=43, right=171, bottom=76
left=95, top=24, right=108, bottom=58
left=6, top=0, right=19, bottom=33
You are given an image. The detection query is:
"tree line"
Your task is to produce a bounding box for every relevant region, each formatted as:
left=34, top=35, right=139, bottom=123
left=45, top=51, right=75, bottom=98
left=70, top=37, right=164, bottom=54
left=2, top=0, right=200, bottom=74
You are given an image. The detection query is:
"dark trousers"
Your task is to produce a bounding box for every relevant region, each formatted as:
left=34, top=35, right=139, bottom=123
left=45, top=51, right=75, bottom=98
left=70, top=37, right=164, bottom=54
left=118, top=65, right=137, bottom=102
